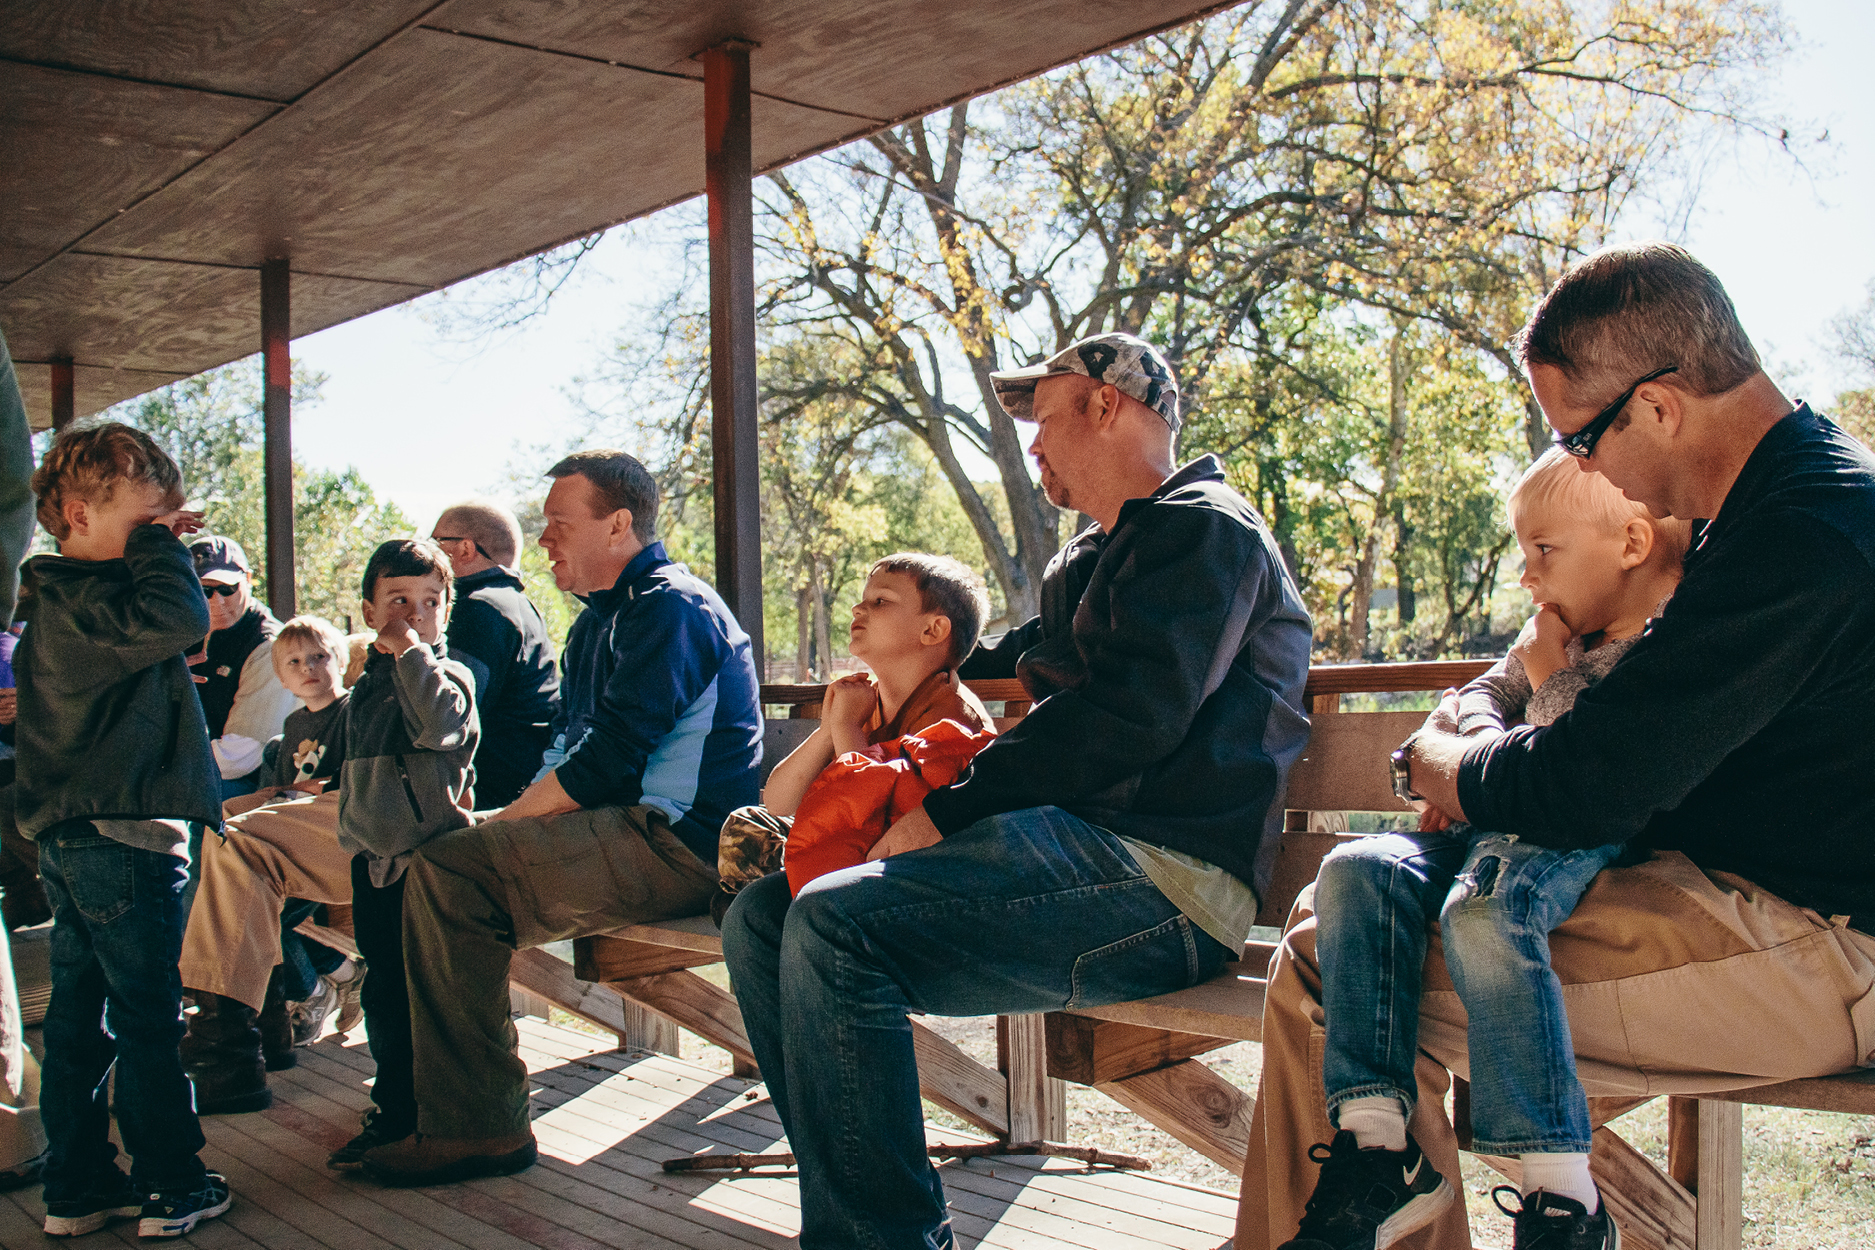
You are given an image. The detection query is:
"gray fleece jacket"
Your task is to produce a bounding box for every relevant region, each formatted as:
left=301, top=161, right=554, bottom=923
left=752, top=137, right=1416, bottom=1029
left=1427, top=605, right=1667, bottom=737
left=338, top=640, right=479, bottom=885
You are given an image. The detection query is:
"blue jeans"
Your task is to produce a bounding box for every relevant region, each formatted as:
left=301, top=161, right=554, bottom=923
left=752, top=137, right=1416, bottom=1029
left=38, top=825, right=207, bottom=1202
left=1314, top=827, right=1621, bottom=1155
left=722, top=807, right=1230, bottom=1250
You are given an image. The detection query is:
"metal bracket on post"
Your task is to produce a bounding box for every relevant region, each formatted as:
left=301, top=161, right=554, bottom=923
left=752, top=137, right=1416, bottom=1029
left=260, top=258, right=296, bottom=619
left=701, top=37, right=765, bottom=673
left=49, top=357, right=75, bottom=432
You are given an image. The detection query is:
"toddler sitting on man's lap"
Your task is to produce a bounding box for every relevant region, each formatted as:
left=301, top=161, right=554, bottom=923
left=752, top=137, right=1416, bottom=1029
left=1289, top=447, right=1689, bottom=1250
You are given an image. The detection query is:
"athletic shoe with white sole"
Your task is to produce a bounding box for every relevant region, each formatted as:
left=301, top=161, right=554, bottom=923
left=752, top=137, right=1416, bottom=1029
left=138, top=1171, right=232, bottom=1238
left=1278, top=1129, right=1455, bottom=1250
left=42, top=1171, right=141, bottom=1237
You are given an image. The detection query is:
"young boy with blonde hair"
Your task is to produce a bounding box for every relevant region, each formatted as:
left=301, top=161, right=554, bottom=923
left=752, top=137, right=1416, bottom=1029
left=17, top=422, right=233, bottom=1237
left=1285, top=448, right=1689, bottom=1250
left=712, top=552, right=993, bottom=918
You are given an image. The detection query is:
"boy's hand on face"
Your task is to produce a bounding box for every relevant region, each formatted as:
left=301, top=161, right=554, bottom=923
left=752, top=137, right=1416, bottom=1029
left=1511, top=605, right=1572, bottom=690
left=373, top=616, right=420, bottom=658
left=153, top=509, right=206, bottom=538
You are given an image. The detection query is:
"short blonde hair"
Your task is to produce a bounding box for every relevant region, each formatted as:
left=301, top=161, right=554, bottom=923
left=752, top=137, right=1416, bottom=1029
left=1507, top=447, right=1693, bottom=567
left=31, top=422, right=183, bottom=540
left=273, top=616, right=347, bottom=672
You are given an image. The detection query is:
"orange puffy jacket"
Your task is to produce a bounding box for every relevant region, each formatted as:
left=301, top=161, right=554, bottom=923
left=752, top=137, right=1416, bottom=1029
left=784, top=719, right=996, bottom=896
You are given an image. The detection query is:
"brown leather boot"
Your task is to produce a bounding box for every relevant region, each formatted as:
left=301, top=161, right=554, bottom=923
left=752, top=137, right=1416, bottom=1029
left=360, top=1131, right=538, bottom=1186
left=180, top=991, right=271, bottom=1114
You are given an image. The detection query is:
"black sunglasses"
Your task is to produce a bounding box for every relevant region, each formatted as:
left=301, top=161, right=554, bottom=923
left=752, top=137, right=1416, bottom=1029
left=1553, top=365, right=1679, bottom=459
left=202, top=582, right=242, bottom=598
left=433, top=534, right=493, bottom=561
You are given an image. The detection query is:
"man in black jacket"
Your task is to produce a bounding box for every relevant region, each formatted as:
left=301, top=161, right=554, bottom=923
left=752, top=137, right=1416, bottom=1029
left=1242, top=243, right=1875, bottom=1250
left=723, top=332, right=1313, bottom=1250
left=428, top=501, right=560, bottom=807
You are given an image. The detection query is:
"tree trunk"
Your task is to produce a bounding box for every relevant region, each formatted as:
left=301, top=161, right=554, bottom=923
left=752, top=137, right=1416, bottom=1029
left=812, top=567, right=833, bottom=680
left=796, top=585, right=813, bottom=682
left=1393, top=504, right=1416, bottom=625
left=1349, top=328, right=1414, bottom=659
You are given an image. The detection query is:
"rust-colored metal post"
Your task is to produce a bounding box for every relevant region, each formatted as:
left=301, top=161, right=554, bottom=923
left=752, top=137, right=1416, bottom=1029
left=49, top=357, right=74, bottom=431
left=702, top=38, right=764, bottom=673
left=261, top=257, right=296, bottom=618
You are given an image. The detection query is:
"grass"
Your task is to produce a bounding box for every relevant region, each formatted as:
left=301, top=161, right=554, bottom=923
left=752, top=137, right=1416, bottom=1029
left=537, top=965, right=1875, bottom=1247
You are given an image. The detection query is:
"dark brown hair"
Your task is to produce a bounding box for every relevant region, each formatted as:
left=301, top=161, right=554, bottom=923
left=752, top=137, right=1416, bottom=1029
left=546, top=450, right=658, bottom=543
left=1514, top=242, right=1760, bottom=409
left=869, top=552, right=991, bottom=664
left=361, top=538, right=454, bottom=604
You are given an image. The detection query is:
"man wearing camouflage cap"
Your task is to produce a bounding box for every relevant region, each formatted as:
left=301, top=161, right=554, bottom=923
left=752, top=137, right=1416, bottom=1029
left=724, top=331, right=1314, bottom=1250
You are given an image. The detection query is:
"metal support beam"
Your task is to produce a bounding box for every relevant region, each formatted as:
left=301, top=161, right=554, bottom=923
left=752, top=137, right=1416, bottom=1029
left=702, top=39, right=764, bottom=673
left=49, top=358, right=74, bottom=431
left=260, top=258, right=295, bottom=618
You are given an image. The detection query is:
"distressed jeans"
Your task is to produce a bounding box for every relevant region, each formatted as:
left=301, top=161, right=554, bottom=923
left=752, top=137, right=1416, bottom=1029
left=721, top=806, right=1230, bottom=1250
left=1313, top=827, right=1620, bottom=1154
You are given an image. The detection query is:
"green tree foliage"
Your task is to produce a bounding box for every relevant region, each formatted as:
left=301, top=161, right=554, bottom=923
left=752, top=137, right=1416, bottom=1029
left=582, top=0, right=1785, bottom=660
left=105, top=358, right=414, bottom=632
left=1831, top=281, right=1875, bottom=448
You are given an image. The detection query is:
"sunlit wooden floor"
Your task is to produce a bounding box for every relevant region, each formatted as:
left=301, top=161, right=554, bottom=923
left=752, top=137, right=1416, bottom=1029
left=0, top=1017, right=1237, bottom=1249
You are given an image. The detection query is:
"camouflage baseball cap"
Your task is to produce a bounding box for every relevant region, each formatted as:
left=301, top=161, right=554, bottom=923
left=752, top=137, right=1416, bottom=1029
left=989, top=332, right=1180, bottom=432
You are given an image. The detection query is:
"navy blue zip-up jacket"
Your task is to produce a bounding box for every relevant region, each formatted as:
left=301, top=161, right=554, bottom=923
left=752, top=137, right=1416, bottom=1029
left=937, top=456, right=1313, bottom=899
left=553, top=542, right=762, bottom=864
left=1460, top=405, right=1875, bottom=930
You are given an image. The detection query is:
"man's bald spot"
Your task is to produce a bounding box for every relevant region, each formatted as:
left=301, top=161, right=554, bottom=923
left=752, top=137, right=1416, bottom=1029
left=436, top=499, right=522, bottom=566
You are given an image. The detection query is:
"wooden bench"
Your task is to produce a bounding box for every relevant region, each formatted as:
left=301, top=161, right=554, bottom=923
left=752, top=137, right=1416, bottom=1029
left=494, top=663, right=1875, bottom=1250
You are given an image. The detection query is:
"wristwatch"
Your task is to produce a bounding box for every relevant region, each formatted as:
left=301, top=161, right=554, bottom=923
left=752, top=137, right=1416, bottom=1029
left=1389, top=740, right=1421, bottom=803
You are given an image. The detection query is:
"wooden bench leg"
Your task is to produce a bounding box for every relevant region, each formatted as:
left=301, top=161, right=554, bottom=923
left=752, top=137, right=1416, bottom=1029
left=998, top=1014, right=1066, bottom=1142
left=1669, top=1097, right=1742, bottom=1250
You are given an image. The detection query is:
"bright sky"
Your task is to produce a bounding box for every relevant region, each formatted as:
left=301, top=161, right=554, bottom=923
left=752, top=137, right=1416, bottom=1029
left=287, top=0, right=1875, bottom=529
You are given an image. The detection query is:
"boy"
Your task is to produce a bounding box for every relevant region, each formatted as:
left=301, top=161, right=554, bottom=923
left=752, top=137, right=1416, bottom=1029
left=178, top=614, right=360, bottom=1111
left=17, top=422, right=232, bottom=1237
left=264, top=617, right=364, bottom=1044
left=327, top=540, right=478, bottom=1170
left=1289, top=448, right=1688, bottom=1250
left=712, top=553, right=992, bottom=919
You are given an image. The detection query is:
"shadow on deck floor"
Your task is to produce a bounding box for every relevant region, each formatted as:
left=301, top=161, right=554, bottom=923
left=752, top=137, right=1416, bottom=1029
left=0, top=1016, right=1237, bottom=1249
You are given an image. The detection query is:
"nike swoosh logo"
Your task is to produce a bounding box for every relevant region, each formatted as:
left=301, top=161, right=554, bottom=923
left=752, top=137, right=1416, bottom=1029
left=1402, top=1157, right=1424, bottom=1186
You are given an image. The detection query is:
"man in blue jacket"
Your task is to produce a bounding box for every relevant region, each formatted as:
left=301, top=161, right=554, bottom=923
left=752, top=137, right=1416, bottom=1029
left=723, top=333, right=1314, bottom=1250
left=364, top=450, right=761, bottom=1187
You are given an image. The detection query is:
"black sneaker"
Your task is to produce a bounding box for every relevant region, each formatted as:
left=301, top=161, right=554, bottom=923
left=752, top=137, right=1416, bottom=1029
left=42, top=1171, right=141, bottom=1237
left=138, top=1170, right=232, bottom=1238
left=1493, top=1187, right=1620, bottom=1250
left=1278, top=1129, right=1455, bottom=1250
left=328, top=1117, right=413, bottom=1172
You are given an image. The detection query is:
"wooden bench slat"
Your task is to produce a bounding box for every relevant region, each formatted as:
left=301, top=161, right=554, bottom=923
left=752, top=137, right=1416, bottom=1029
left=1282, top=710, right=1426, bottom=812
left=1063, top=965, right=1266, bottom=1043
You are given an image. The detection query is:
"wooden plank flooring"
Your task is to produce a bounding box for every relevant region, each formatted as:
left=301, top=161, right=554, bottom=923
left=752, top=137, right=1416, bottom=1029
left=1, top=1018, right=1235, bottom=1249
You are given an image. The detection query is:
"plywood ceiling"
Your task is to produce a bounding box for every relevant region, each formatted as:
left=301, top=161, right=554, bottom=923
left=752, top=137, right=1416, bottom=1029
left=1, top=0, right=1236, bottom=427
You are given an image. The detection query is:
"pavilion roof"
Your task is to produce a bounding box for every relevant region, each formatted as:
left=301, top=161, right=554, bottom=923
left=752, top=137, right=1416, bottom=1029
left=1, top=0, right=1235, bottom=427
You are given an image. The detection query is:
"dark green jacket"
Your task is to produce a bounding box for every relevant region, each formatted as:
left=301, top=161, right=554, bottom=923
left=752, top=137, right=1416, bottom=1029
left=15, top=525, right=220, bottom=838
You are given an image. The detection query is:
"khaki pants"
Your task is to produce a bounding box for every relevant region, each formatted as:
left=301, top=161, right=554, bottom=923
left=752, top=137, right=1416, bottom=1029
left=401, top=804, right=717, bottom=1138
left=1236, top=850, right=1875, bottom=1250
left=178, top=791, right=354, bottom=1012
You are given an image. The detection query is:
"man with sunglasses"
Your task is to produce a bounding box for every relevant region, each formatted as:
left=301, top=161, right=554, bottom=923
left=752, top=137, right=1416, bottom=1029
left=190, top=537, right=299, bottom=804
left=428, top=502, right=560, bottom=808
left=1243, top=242, right=1875, bottom=1250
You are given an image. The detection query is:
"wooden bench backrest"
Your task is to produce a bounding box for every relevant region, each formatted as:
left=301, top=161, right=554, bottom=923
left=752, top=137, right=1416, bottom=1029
left=757, top=660, right=1492, bottom=927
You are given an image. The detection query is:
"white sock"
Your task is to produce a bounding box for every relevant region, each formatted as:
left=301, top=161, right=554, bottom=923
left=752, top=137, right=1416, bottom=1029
left=327, top=957, right=356, bottom=985
left=1337, top=1096, right=1408, bottom=1152
left=1520, top=1152, right=1598, bottom=1212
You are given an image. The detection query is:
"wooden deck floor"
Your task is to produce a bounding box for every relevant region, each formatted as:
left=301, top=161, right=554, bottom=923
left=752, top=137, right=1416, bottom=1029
left=0, top=1018, right=1237, bottom=1249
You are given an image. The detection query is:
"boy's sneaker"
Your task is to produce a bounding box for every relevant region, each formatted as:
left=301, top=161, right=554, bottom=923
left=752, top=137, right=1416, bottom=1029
left=1493, top=1186, right=1620, bottom=1250
left=333, top=959, right=367, bottom=1035
left=42, top=1171, right=142, bottom=1237
left=138, top=1171, right=232, bottom=1238
left=1278, top=1129, right=1454, bottom=1250
left=288, top=976, right=337, bottom=1045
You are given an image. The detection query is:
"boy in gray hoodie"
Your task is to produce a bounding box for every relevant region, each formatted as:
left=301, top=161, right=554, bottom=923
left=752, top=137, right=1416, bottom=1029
left=329, top=539, right=478, bottom=1170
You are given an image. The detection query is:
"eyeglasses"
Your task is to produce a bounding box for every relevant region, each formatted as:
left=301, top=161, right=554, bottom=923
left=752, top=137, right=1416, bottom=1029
left=1553, top=365, right=1679, bottom=459
left=432, top=535, right=493, bottom=561
left=201, top=583, right=242, bottom=598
